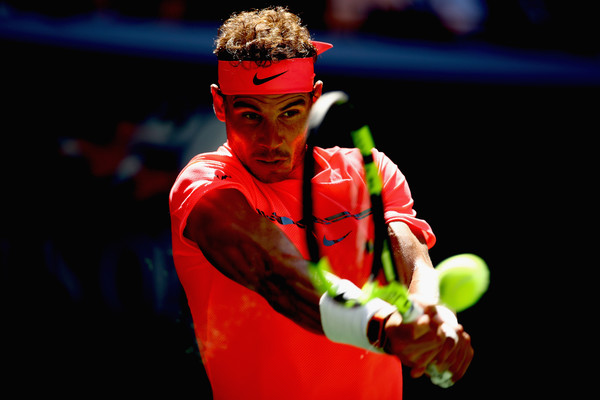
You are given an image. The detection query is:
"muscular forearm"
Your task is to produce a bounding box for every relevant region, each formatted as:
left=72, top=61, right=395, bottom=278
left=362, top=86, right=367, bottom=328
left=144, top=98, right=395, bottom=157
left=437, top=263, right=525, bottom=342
left=185, top=188, right=323, bottom=333
left=387, top=221, right=439, bottom=305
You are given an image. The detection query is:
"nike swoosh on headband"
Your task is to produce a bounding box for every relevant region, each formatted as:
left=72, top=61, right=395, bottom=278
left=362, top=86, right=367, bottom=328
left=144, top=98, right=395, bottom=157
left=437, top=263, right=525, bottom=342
left=253, top=70, right=288, bottom=85
left=322, top=231, right=351, bottom=247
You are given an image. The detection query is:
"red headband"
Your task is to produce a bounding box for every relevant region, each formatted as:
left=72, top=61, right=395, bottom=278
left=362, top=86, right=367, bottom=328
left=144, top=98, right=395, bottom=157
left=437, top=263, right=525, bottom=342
left=218, top=41, right=333, bottom=95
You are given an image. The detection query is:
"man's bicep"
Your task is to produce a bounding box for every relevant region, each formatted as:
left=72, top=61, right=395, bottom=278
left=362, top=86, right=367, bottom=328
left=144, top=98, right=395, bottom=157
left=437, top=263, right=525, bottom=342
left=184, top=188, right=276, bottom=287
left=184, top=188, right=323, bottom=333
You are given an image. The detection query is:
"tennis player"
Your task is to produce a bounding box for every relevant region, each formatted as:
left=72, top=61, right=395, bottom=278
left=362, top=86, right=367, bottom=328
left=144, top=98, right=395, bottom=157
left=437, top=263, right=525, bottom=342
left=169, top=7, right=473, bottom=399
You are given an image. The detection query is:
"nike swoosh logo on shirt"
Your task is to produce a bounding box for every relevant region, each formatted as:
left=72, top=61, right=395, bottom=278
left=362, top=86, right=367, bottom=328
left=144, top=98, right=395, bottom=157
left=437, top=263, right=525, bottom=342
left=253, top=70, right=288, bottom=85
left=322, top=231, right=351, bottom=247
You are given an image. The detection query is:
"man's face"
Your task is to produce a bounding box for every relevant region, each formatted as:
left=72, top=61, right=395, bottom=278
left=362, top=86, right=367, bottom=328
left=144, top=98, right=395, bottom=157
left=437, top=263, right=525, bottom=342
left=213, top=86, right=321, bottom=183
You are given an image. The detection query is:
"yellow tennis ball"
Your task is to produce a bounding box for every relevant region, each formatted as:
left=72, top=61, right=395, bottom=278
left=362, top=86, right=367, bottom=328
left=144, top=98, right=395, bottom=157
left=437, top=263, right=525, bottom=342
left=436, top=254, right=489, bottom=312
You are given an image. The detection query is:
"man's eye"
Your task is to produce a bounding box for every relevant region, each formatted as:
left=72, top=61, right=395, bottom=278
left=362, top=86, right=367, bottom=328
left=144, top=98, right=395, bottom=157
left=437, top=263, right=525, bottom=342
left=243, top=112, right=261, bottom=121
left=282, top=110, right=300, bottom=118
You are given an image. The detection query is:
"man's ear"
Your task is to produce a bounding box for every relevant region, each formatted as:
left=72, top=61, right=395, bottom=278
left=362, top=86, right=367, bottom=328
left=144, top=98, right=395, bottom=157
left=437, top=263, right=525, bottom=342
left=311, top=80, right=324, bottom=104
left=211, top=84, right=226, bottom=122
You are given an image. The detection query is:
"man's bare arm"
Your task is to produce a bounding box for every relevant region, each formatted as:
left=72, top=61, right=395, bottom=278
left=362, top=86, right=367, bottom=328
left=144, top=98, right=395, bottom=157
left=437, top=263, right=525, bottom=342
left=386, top=221, right=474, bottom=382
left=387, top=221, right=439, bottom=304
left=184, top=188, right=323, bottom=333
left=184, top=188, right=472, bottom=379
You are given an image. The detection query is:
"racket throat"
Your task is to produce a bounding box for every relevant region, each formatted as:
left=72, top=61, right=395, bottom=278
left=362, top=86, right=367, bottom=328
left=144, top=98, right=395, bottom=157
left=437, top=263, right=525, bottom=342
left=368, top=239, right=398, bottom=282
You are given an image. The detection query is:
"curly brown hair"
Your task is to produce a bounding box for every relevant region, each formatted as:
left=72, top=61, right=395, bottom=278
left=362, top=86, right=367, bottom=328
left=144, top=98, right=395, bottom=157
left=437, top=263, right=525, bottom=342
left=214, top=7, right=316, bottom=65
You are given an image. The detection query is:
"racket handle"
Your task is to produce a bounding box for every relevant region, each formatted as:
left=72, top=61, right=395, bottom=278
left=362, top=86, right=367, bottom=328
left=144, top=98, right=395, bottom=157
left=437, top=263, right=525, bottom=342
left=427, top=364, right=454, bottom=388
left=402, top=301, right=457, bottom=388
left=399, top=300, right=422, bottom=323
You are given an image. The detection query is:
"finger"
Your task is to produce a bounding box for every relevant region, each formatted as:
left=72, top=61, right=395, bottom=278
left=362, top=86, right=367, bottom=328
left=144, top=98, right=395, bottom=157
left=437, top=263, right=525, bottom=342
left=440, top=331, right=472, bottom=383
left=422, top=303, right=438, bottom=317
left=410, top=348, right=441, bottom=378
left=393, top=313, right=433, bottom=341
left=432, top=327, right=469, bottom=378
left=450, top=332, right=473, bottom=382
left=412, top=313, right=432, bottom=340
left=394, top=332, right=442, bottom=370
left=428, top=305, right=445, bottom=326
left=435, top=322, right=462, bottom=363
left=433, top=334, right=456, bottom=366
left=408, top=327, right=452, bottom=378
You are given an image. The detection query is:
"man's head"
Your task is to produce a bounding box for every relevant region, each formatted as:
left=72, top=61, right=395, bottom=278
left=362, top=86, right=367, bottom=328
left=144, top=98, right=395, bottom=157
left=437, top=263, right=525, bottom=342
left=211, top=7, right=329, bottom=183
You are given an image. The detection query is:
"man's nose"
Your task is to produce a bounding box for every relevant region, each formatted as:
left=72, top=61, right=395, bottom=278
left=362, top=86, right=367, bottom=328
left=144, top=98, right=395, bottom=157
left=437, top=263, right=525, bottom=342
left=257, top=120, right=284, bottom=148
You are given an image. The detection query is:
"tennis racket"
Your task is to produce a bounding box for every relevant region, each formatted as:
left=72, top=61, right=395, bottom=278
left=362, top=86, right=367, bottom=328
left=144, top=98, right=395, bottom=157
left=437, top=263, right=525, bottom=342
left=303, top=91, right=454, bottom=388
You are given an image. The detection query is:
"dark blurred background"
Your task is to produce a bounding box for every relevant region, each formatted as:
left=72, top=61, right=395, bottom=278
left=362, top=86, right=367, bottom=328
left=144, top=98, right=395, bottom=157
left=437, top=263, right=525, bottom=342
left=2, top=1, right=598, bottom=398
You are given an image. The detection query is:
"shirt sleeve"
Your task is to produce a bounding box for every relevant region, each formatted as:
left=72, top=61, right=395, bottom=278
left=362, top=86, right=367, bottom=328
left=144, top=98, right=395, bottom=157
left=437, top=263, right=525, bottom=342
left=374, top=149, right=436, bottom=248
left=169, top=152, right=256, bottom=252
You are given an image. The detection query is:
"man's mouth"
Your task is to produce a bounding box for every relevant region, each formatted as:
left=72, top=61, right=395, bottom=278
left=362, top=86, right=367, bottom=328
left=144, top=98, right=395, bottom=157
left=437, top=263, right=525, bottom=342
left=255, top=153, right=289, bottom=164
left=257, top=158, right=286, bottom=165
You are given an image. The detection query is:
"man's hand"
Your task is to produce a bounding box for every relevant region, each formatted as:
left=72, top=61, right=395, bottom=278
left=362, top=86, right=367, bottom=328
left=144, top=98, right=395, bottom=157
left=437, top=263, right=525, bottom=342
left=386, top=222, right=474, bottom=384
left=383, top=304, right=474, bottom=384
left=429, top=305, right=474, bottom=383
left=383, top=306, right=444, bottom=378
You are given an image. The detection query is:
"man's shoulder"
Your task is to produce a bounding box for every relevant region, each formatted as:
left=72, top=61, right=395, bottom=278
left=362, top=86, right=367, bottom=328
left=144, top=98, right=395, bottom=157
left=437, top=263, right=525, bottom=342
left=171, top=143, right=248, bottom=199
left=186, top=143, right=235, bottom=167
left=178, top=144, right=246, bottom=179
left=315, top=146, right=361, bottom=165
left=316, top=146, right=390, bottom=170
left=316, top=146, right=359, bottom=157
left=170, top=143, right=260, bottom=216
